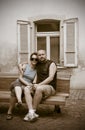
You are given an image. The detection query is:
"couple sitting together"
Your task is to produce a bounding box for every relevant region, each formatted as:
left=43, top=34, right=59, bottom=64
left=6, top=50, right=57, bottom=122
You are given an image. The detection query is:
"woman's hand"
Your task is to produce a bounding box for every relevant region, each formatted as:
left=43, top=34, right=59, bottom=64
left=33, top=84, right=38, bottom=90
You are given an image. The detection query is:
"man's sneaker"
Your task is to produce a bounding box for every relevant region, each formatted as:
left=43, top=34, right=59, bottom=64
left=34, top=113, right=39, bottom=118
left=23, top=112, right=39, bottom=122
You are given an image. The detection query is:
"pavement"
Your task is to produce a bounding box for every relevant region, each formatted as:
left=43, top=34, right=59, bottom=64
left=0, top=89, right=85, bottom=130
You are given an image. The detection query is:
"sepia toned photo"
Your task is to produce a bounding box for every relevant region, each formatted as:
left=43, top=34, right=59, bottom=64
left=0, top=0, right=85, bottom=129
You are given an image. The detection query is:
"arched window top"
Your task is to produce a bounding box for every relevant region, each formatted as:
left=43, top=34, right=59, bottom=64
left=28, top=15, right=65, bottom=22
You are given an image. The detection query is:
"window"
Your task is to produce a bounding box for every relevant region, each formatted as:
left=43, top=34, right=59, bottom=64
left=35, top=20, right=60, bottom=64
left=17, top=17, right=78, bottom=67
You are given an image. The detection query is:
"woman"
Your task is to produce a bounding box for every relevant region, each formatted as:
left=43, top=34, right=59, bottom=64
left=6, top=52, right=38, bottom=120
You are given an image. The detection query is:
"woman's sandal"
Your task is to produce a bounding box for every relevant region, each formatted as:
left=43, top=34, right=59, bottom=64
left=6, top=114, right=13, bottom=120
left=16, top=102, right=22, bottom=108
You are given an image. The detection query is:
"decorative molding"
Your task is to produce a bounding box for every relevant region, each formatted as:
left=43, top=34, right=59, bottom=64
left=28, top=15, right=65, bottom=22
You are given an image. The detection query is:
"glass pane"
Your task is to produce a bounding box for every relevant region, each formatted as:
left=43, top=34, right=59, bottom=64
left=37, top=21, right=60, bottom=32
left=50, top=37, right=60, bottom=64
left=37, top=37, right=46, bottom=51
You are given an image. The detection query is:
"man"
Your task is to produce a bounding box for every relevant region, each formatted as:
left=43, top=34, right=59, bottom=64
left=24, top=50, right=57, bottom=121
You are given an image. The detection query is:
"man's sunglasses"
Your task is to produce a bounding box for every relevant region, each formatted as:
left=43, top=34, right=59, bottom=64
left=31, top=58, right=38, bottom=61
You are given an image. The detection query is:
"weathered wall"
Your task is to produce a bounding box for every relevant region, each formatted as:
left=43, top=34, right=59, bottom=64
left=0, top=0, right=85, bottom=88
left=70, top=69, right=85, bottom=89
left=0, top=43, right=17, bottom=73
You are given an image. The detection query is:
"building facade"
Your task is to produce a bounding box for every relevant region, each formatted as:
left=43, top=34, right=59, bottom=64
left=0, top=0, right=85, bottom=89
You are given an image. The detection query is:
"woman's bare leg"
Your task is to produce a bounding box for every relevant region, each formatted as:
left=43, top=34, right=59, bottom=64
left=24, top=86, right=33, bottom=111
left=7, top=96, right=17, bottom=114
left=14, top=86, right=22, bottom=103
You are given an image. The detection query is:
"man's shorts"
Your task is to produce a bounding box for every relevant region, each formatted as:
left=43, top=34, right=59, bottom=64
left=36, top=84, right=56, bottom=100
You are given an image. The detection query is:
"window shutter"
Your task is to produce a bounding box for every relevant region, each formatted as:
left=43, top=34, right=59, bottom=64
left=63, top=18, right=78, bottom=67
left=17, top=20, right=31, bottom=63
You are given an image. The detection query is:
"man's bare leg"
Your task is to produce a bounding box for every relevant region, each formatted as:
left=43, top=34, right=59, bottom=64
left=33, top=86, right=43, bottom=110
